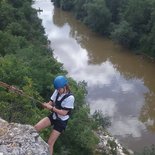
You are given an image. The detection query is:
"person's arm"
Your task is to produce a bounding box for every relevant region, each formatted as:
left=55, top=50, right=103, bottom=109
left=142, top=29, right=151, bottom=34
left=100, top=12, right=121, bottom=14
left=43, top=90, right=57, bottom=108
left=48, top=100, right=55, bottom=106
left=43, top=104, right=69, bottom=115
left=42, top=100, right=54, bottom=109
left=52, top=107, right=69, bottom=116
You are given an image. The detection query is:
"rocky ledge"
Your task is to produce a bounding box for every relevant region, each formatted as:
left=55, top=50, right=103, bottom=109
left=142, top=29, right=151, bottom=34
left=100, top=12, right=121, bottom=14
left=0, top=118, right=133, bottom=155
left=0, top=118, right=50, bottom=155
left=95, top=127, right=133, bottom=155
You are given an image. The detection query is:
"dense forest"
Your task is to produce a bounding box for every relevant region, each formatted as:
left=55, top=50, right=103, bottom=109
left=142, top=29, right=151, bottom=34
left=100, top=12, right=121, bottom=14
left=51, top=0, right=155, bottom=58
left=0, top=0, right=107, bottom=154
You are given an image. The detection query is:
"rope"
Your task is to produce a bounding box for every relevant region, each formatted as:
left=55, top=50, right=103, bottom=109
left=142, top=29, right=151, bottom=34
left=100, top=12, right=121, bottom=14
left=0, top=81, right=50, bottom=119
left=0, top=81, right=43, bottom=106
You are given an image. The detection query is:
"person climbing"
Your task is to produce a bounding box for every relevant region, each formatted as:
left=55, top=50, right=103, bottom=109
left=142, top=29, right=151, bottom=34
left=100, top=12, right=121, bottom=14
left=34, top=75, right=75, bottom=155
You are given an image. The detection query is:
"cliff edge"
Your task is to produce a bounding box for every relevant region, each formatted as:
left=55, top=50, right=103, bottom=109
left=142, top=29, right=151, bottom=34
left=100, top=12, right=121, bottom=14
left=0, top=118, right=50, bottom=155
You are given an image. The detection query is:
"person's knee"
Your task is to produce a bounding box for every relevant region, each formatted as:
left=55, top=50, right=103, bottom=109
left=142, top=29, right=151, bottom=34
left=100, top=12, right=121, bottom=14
left=34, top=124, right=40, bottom=132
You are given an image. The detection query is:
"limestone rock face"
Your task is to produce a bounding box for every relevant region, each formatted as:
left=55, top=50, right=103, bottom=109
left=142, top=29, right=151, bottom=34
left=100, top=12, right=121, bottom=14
left=95, top=128, right=133, bottom=155
left=0, top=118, right=50, bottom=155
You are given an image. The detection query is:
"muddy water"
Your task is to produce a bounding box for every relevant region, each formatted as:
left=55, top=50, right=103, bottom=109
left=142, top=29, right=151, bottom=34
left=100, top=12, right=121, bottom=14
left=33, top=0, right=155, bottom=152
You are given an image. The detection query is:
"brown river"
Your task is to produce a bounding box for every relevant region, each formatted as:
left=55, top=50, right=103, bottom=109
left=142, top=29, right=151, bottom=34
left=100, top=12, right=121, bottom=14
left=33, top=0, right=155, bottom=152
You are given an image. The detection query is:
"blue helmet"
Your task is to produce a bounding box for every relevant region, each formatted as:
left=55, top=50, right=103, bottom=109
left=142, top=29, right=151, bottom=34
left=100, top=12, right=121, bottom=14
left=53, top=75, right=68, bottom=89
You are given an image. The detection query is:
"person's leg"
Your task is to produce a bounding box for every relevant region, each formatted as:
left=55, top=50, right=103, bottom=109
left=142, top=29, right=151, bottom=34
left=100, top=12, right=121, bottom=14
left=34, top=117, right=51, bottom=132
left=48, top=129, right=61, bottom=155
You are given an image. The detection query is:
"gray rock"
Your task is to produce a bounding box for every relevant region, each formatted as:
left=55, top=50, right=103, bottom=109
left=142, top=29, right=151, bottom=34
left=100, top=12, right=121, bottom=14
left=94, top=127, right=134, bottom=155
left=0, top=118, right=50, bottom=155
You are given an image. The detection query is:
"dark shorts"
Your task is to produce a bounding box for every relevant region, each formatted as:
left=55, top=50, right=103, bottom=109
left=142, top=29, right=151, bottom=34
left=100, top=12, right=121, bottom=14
left=48, top=113, right=68, bottom=133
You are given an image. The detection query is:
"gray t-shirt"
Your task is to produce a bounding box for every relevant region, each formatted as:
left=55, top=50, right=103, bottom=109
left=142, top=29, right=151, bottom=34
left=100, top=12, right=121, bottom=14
left=50, top=90, right=74, bottom=121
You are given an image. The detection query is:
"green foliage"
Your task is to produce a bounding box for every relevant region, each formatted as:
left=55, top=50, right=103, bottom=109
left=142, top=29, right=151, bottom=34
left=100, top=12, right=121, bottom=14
left=105, top=0, right=126, bottom=23
left=0, top=54, right=43, bottom=124
left=60, top=0, right=74, bottom=11
left=92, top=110, right=111, bottom=129
left=0, top=1, right=16, bottom=30
left=107, top=139, right=117, bottom=155
left=51, top=0, right=61, bottom=8
left=6, top=22, right=26, bottom=36
left=52, top=0, right=74, bottom=11
left=123, top=0, right=152, bottom=33
left=0, top=77, right=42, bottom=124
left=7, top=0, right=32, bottom=8
left=72, top=81, right=87, bottom=110
left=0, top=55, right=29, bottom=86
left=84, top=0, right=111, bottom=35
left=59, top=106, right=99, bottom=155
left=140, top=24, right=155, bottom=57
left=72, top=0, right=88, bottom=20
left=0, top=31, right=27, bottom=56
left=140, top=5, right=155, bottom=57
left=111, top=20, right=137, bottom=48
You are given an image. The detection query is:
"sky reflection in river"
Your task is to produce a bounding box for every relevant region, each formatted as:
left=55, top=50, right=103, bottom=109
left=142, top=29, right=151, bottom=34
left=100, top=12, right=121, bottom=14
left=33, top=0, right=155, bottom=151
left=45, top=12, right=148, bottom=138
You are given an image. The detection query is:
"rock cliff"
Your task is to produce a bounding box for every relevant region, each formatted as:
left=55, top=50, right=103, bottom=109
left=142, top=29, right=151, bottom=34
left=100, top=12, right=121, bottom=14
left=95, top=128, right=133, bottom=155
left=0, top=118, right=133, bottom=155
left=0, top=118, right=50, bottom=155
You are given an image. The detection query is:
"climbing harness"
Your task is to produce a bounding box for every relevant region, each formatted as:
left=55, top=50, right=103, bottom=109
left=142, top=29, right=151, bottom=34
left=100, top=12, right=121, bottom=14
left=0, top=81, right=43, bottom=106
left=53, top=92, right=73, bottom=120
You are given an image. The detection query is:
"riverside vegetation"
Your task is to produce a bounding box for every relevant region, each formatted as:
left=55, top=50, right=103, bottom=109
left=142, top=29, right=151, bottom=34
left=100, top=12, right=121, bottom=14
left=0, top=0, right=154, bottom=154
left=52, top=0, right=155, bottom=59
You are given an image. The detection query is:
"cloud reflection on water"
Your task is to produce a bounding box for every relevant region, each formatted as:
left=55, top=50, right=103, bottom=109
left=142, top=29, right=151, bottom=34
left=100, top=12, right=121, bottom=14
left=48, top=19, right=148, bottom=139
left=110, top=117, right=146, bottom=138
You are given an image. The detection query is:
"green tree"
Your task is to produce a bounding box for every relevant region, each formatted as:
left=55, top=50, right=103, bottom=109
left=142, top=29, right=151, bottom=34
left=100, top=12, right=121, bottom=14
left=60, top=0, right=74, bottom=11
left=140, top=2, right=155, bottom=57
left=0, top=55, right=43, bottom=124
left=140, top=24, right=155, bottom=58
left=59, top=107, right=99, bottom=155
left=105, top=0, right=127, bottom=23
left=84, top=0, right=111, bottom=35
left=111, top=20, right=137, bottom=48
left=0, top=31, right=25, bottom=56
left=0, top=1, right=15, bottom=30
left=51, top=0, right=61, bottom=8
left=7, top=0, right=32, bottom=8
left=0, top=55, right=29, bottom=86
left=6, top=22, right=26, bottom=36
left=14, top=45, right=66, bottom=98
left=123, top=0, right=152, bottom=33
left=73, top=0, right=88, bottom=20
